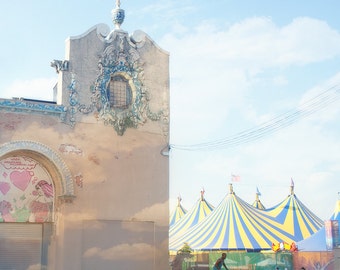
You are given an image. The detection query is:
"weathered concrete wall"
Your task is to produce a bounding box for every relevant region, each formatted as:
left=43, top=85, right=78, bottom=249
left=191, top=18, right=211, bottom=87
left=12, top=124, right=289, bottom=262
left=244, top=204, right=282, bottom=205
left=0, top=108, right=169, bottom=269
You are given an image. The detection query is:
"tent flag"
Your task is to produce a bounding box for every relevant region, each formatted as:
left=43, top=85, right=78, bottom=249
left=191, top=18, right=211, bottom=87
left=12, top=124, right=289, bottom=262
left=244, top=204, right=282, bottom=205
left=256, top=187, right=261, bottom=196
left=231, top=174, right=240, bottom=182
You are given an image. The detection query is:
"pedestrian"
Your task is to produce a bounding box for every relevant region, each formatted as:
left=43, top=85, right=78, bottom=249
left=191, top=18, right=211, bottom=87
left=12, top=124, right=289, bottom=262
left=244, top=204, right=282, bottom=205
left=213, top=253, right=229, bottom=270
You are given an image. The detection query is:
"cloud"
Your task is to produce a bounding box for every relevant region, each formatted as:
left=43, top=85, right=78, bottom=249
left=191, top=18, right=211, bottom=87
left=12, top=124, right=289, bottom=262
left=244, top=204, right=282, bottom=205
left=83, top=243, right=154, bottom=261
left=277, top=18, right=340, bottom=65
left=298, top=72, right=340, bottom=123
left=138, top=0, right=197, bottom=22
left=26, top=264, right=42, bottom=270
left=169, top=67, right=340, bottom=220
left=1, top=77, right=56, bottom=101
left=63, top=211, right=97, bottom=222
left=131, top=202, right=169, bottom=226
left=163, top=17, right=340, bottom=73
left=165, top=16, right=340, bottom=144
left=121, top=220, right=155, bottom=233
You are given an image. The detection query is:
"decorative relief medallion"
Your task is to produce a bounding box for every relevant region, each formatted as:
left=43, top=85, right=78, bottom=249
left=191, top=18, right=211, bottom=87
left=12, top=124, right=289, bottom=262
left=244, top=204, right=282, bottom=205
left=92, top=32, right=163, bottom=135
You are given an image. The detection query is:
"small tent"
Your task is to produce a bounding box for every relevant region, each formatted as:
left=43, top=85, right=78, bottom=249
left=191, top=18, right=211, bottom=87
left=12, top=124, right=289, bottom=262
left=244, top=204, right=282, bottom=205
left=170, top=196, right=187, bottom=227
left=297, top=199, right=340, bottom=251
left=170, top=190, right=214, bottom=239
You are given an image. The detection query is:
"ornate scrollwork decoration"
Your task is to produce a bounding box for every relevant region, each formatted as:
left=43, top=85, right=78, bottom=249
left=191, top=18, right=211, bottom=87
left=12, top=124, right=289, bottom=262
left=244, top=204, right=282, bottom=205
left=92, top=32, right=162, bottom=135
left=66, top=74, right=95, bottom=127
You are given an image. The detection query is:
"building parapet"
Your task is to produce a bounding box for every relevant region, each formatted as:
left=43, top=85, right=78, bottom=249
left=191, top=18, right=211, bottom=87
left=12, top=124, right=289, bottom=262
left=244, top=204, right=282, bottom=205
left=0, top=98, right=67, bottom=122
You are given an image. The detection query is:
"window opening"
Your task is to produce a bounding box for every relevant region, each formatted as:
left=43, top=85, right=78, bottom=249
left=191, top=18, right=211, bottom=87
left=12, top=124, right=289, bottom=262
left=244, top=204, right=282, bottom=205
left=108, top=75, right=132, bottom=109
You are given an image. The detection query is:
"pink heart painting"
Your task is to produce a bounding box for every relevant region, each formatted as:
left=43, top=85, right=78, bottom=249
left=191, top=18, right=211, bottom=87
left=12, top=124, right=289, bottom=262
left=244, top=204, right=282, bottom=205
left=10, top=170, right=33, bottom=191
left=0, top=182, right=10, bottom=195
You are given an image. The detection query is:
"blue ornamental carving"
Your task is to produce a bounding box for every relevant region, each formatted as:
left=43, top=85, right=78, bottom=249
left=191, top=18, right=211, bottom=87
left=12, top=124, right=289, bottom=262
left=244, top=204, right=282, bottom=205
left=0, top=98, right=67, bottom=122
left=93, top=31, right=162, bottom=135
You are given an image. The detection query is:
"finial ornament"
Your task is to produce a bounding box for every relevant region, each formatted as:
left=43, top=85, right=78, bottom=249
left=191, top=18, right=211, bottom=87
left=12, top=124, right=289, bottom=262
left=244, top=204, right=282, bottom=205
left=255, top=187, right=261, bottom=201
left=229, top=183, right=234, bottom=194
left=290, top=178, right=295, bottom=195
left=177, top=195, right=182, bottom=206
left=112, top=0, right=125, bottom=29
left=200, top=189, right=205, bottom=201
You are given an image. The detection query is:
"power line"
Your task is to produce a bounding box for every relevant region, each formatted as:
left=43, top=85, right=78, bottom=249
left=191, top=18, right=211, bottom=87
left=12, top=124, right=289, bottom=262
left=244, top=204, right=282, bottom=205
left=171, top=84, right=340, bottom=151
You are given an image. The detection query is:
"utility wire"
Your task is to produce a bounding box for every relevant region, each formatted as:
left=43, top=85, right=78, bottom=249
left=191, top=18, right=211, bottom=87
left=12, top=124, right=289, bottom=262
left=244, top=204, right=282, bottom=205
left=171, top=84, right=340, bottom=151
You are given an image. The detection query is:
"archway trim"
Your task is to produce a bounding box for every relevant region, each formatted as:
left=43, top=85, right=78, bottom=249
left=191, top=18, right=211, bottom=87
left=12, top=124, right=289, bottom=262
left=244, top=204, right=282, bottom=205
left=0, top=140, right=74, bottom=198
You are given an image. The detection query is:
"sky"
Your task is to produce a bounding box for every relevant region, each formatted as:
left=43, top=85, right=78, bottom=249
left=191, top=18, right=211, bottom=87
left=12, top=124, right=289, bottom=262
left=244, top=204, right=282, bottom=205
left=1, top=0, right=340, bottom=221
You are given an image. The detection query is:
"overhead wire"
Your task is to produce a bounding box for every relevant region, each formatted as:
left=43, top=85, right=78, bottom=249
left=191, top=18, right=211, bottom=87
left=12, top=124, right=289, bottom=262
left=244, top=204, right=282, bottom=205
left=170, top=83, right=340, bottom=151
left=173, top=85, right=340, bottom=150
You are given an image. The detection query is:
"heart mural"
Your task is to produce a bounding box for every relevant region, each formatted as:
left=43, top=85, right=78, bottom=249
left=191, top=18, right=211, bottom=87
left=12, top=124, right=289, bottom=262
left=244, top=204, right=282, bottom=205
left=10, top=170, right=33, bottom=191
left=0, top=182, right=10, bottom=195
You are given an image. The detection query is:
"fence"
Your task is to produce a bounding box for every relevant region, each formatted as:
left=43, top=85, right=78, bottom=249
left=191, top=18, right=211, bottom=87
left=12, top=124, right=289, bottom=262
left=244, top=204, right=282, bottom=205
left=170, top=250, right=337, bottom=270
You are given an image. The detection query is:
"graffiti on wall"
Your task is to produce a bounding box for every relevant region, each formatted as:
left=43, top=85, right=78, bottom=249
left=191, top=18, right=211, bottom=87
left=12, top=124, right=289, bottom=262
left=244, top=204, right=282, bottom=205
left=0, top=156, right=54, bottom=223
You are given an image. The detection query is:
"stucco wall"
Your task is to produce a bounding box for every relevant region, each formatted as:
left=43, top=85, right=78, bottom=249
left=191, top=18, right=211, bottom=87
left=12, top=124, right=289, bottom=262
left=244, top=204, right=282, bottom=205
left=0, top=21, right=169, bottom=270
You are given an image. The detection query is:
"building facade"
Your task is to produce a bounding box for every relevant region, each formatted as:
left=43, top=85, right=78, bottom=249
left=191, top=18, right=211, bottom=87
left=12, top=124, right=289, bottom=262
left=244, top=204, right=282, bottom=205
left=0, top=3, right=169, bottom=270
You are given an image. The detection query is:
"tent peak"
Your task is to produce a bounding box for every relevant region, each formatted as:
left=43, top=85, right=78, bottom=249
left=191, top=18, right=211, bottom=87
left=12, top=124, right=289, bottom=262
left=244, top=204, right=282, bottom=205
left=200, top=189, right=205, bottom=201
left=229, top=183, right=235, bottom=194
left=290, top=178, right=295, bottom=195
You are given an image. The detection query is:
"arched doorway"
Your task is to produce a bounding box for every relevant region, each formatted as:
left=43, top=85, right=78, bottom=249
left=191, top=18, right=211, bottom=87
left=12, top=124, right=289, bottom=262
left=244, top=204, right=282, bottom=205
left=0, top=141, right=74, bottom=270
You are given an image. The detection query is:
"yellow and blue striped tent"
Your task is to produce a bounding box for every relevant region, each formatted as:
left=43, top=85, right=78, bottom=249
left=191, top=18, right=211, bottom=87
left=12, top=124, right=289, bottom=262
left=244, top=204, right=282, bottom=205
left=297, top=198, right=340, bottom=251
left=170, top=184, right=296, bottom=251
left=169, top=190, right=214, bottom=239
left=169, top=183, right=323, bottom=251
left=264, top=182, right=323, bottom=241
left=169, top=196, right=187, bottom=227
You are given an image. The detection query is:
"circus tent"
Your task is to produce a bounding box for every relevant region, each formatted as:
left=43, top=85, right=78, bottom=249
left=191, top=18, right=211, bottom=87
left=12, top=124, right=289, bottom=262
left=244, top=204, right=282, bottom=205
left=296, top=227, right=327, bottom=251
left=169, top=196, right=187, bottom=227
left=297, top=198, right=340, bottom=251
left=169, top=190, right=214, bottom=240
left=264, top=181, right=323, bottom=241
left=169, top=182, right=323, bottom=252
left=170, top=184, right=301, bottom=251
